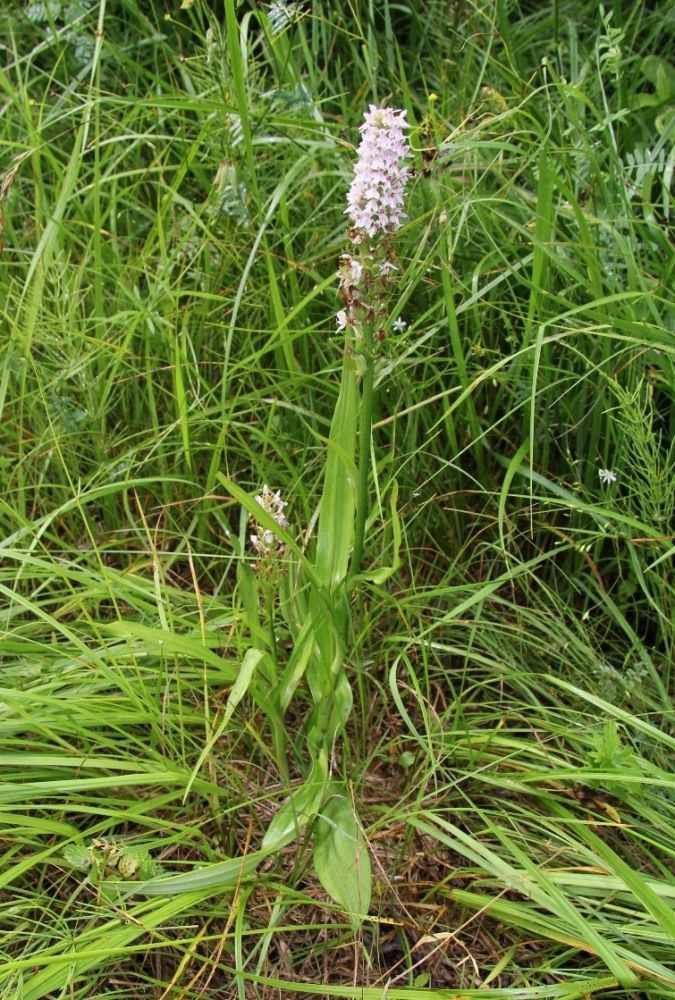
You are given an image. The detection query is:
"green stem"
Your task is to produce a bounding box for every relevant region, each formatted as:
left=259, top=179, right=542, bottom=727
left=265, top=591, right=290, bottom=784
left=350, top=329, right=375, bottom=579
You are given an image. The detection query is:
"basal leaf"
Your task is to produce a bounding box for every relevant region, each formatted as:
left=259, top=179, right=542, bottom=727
left=313, top=794, right=371, bottom=929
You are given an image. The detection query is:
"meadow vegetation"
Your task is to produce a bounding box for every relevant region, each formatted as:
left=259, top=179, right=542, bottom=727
left=0, top=0, right=674, bottom=997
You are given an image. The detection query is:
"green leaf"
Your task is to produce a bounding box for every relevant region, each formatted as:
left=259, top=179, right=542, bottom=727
left=305, top=587, right=344, bottom=703
left=235, top=559, right=268, bottom=650
left=351, top=480, right=402, bottom=585
left=590, top=721, right=635, bottom=771
left=313, top=794, right=371, bottom=929
left=315, top=353, right=358, bottom=590
left=118, top=846, right=152, bottom=879
left=119, top=851, right=265, bottom=896
left=642, top=55, right=675, bottom=99
left=261, top=756, right=328, bottom=852
left=62, top=844, right=91, bottom=871
left=277, top=615, right=315, bottom=711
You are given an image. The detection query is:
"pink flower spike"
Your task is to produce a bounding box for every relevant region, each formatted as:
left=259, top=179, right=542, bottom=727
left=346, top=106, right=410, bottom=244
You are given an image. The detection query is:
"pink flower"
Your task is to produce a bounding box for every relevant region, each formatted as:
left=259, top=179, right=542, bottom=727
left=346, top=106, right=410, bottom=243
left=250, top=485, right=289, bottom=559
left=338, top=256, right=364, bottom=289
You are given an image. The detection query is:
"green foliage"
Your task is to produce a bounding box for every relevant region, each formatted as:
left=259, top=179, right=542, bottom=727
left=0, top=0, right=673, bottom=996
left=261, top=756, right=328, bottom=852
left=589, top=720, right=636, bottom=772
left=313, top=794, right=372, bottom=930
left=314, top=352, right=358, bottom=591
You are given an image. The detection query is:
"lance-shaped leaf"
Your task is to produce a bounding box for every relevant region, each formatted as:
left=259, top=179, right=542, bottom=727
left=261, top=755, right=328, bottom=852
left=315, top=353, right=358, bottom=590
left=350, top=480, right=402, bottom=586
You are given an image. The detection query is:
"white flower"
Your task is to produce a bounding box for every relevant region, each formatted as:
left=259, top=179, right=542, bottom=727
left=379, top=261, right=398, bottom=277
left=346, top=105, right=410, bottom=244
left=598, top=468, right=617, bottom=485
left=392, top=316, right=407, bottom=332
left=250, top=485, right=289, bottom=559
left=336, top=309, right=348, bottom=330
left=338, top=255, right=363, bottom=289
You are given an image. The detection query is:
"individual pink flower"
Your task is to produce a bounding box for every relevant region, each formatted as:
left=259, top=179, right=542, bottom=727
left=338, top=255, right=364, bottom=289
left=346, top=106, right=410, bottom=244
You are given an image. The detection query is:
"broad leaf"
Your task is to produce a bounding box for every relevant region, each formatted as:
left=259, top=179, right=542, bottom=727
left=313, top=794, right=371, bottom=929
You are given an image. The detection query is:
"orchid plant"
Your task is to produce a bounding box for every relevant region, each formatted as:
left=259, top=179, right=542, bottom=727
left=217, top=106, right=411, bottom=927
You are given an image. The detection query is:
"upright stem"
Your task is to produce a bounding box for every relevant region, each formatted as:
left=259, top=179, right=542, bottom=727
left=265, top=591, right=289, bottom=784
left=350, top=328, right=375, bottom=579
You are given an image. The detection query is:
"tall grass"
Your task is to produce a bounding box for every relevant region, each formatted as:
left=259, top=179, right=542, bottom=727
left=0, top=0, right=673, bottom=996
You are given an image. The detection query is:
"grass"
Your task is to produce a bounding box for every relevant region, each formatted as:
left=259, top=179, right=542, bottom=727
left=0, top=0, right=674, bottom=996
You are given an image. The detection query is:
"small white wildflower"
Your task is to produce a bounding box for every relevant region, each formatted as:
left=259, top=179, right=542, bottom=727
left=250, top=485, right=288, bottom=559
left=598, top=468, right=617, bottom=485
left=336, top=309, right=349, bottom=331
left=346, top=105, right=410, bottom=244
left=392, top=316, right=407, bottom=332
left=379, top=261, right=398, bottom=277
